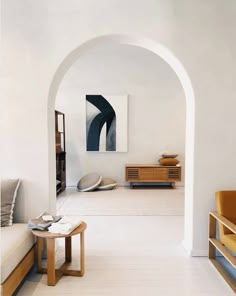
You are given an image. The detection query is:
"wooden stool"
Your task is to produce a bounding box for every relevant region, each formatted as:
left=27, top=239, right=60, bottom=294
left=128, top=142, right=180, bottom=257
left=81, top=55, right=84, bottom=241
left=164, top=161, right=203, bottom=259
left=32, top=222, right=87, bottom=286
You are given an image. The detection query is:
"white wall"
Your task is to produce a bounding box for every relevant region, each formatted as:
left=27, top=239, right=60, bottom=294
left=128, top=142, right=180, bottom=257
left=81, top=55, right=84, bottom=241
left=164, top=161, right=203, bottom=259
left=1, top=0, right=236, bottom=255
left=55, top=45, right=185, bottom=186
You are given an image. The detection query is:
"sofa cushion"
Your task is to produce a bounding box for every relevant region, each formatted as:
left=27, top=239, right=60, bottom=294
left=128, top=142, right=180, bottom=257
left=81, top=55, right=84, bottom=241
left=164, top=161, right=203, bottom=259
left=221, top=234, right=236, bottom=253
left=1, top=179, right=20, bottom=227
left=1, top=224, right=34, bottom=283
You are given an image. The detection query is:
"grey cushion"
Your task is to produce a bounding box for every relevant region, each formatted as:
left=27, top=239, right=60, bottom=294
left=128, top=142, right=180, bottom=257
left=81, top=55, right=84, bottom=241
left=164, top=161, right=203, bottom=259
left=77, top=173, right=102, bottom=192
left=160, top=151, right=178, bottom=158
left=1, top=179, right=20, bottom=227
left=98, top=178, right=117, bottom=190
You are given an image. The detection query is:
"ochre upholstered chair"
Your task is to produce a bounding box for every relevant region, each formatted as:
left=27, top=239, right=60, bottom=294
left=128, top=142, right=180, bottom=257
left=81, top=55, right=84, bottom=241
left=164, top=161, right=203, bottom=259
left=215, top=191, right=236, bottom=253
left=208, top=191, right=236, bottom=293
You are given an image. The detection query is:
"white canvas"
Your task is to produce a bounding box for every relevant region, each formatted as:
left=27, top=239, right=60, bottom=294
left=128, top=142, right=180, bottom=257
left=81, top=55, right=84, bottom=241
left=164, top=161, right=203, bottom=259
left=86, top=94, right=128, bottom=152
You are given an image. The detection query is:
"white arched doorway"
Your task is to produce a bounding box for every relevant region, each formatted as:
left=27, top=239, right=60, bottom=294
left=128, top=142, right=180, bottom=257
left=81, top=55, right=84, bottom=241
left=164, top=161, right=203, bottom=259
left=48, top=34, right=195, bottom=254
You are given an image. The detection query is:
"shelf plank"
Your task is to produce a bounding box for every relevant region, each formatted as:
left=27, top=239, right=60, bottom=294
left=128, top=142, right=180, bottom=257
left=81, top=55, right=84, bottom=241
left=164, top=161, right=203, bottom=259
left=209, top=238, right=236, bottom=268
left=209, top=211, right=236, bottom=234
left=209, top=259, right=236, bottom=293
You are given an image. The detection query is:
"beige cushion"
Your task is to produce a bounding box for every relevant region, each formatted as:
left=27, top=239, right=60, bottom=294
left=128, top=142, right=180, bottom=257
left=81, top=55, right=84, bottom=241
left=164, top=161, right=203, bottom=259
left=98, top=178, right=117, bottom=190
left=1, top=223, right=34, bottom=283
left=1, top=179, right=20, bottom=227
left=77, top=173, right=102, bottom=192
left=160, top=151, right=178, bottom=158
left=159, top=158, right=179, bottom=166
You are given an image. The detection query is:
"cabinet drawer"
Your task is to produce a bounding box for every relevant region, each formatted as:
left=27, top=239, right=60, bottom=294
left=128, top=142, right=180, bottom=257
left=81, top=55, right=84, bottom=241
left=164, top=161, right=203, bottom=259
left=139, top=168, right=168, bottom=181
left=139, top=168, right=155, bottom=180
left=154, top=168, right=168, bottom=180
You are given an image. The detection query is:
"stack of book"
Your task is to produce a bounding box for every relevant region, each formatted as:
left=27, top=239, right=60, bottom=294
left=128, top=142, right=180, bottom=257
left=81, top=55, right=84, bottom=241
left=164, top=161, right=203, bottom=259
left=28, top=212, right=62, bottom=231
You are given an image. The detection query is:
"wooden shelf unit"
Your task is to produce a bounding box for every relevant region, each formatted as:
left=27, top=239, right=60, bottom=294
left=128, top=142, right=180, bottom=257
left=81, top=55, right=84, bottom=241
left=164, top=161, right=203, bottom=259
left=125, top=164, right=181, bottom=189
left=55, top=110, right=66, bottom=195
left=208, top=211, right=236, bottom=293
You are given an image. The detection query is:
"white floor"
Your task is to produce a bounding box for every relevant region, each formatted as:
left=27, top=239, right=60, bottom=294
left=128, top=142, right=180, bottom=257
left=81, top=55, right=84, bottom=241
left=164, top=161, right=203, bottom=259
left=17, top=187, right=234, bottom=295
left=57, top=186, right=184, bottom=216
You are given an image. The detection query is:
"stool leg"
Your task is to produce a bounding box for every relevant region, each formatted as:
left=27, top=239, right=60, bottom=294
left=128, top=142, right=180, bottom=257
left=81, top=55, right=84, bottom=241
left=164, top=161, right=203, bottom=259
left=36, top=237, right=44, bottom=272
left=80, top=231, right=85, bottom=276
left=65, top=236, right=72, bottom=262
left=47, top=238, right=56, bottom=286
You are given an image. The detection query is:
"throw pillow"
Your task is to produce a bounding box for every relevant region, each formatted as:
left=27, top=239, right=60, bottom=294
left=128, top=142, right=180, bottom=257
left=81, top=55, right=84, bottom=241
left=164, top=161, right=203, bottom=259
left=159, top=158, right=179, bottom=166
left=160, top=151, right=178, bottom=158
left=1, top=179, right=20, bottom=227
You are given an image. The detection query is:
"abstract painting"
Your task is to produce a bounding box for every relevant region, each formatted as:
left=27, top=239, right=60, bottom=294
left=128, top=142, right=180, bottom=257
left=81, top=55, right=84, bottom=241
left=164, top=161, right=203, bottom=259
left=86, top=94, right=127, bottom=152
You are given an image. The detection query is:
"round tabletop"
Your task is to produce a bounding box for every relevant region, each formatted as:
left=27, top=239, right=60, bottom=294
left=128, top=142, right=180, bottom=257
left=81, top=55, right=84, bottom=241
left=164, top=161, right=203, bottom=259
left=32, top=221, right=87, bottom=238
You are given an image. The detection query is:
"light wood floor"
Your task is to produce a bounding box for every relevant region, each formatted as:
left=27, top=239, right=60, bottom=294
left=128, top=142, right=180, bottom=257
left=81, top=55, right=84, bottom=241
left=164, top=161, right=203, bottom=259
left=17, top=188, right=234, bottom=295
left=57, top=186, right=184, bottom=216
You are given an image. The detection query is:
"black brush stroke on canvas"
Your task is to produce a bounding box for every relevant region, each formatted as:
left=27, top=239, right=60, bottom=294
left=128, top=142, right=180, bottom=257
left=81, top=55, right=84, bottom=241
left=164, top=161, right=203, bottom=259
left=86, top=95, right=116, bottom=151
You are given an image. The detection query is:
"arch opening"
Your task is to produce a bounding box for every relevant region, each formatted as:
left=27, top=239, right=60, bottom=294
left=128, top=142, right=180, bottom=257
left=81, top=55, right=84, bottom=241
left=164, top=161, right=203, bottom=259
left=48, top=34, right=195, bottom=253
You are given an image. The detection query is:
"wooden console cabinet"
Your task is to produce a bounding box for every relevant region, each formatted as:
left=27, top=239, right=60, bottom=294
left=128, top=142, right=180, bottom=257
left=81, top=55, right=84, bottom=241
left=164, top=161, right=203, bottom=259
left=125, top=164, right=181, bottom=188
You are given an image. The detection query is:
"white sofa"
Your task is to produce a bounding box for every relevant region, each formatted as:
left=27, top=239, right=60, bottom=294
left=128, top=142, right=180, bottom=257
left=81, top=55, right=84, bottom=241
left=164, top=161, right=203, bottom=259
left=1, top=179, right=35, bottom=296
left=1, top=224, right=35, bottom=296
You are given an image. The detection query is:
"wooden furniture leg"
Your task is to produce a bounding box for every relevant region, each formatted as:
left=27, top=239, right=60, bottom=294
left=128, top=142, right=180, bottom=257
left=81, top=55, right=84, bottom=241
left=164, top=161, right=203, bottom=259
left=65, top=236, right=72, bottom=262
left=36, top=237, right=44, bottom=272
left=208, top=213, right=216, bottom=259
left=80, top=231, right=85, bottom=276
left=32, top=223, right=87, bottom=285
left=46, top=238, right=56, bottom=286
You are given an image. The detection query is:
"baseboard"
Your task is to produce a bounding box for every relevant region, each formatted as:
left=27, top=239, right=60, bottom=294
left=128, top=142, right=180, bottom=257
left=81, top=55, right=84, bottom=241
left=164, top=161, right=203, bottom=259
left=121, top=183, right=184, bottom=188
left=182, top=240, right=208, bottom=257
left=117, top=184, right=129, bottom=188
left=66, top=184, right=128, bottom=188
left=67, top=183, right=184, bottom=189
left=190, top=249, right=208, bottom=257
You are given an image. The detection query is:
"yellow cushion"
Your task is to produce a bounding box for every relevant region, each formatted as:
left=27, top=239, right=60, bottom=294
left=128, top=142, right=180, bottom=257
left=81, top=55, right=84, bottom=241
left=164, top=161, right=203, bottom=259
left=216, top=191, right=236, bottom=236
left=221, top=234, right=236, bottom=253
left=159, top=158, right=179, bottom=166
